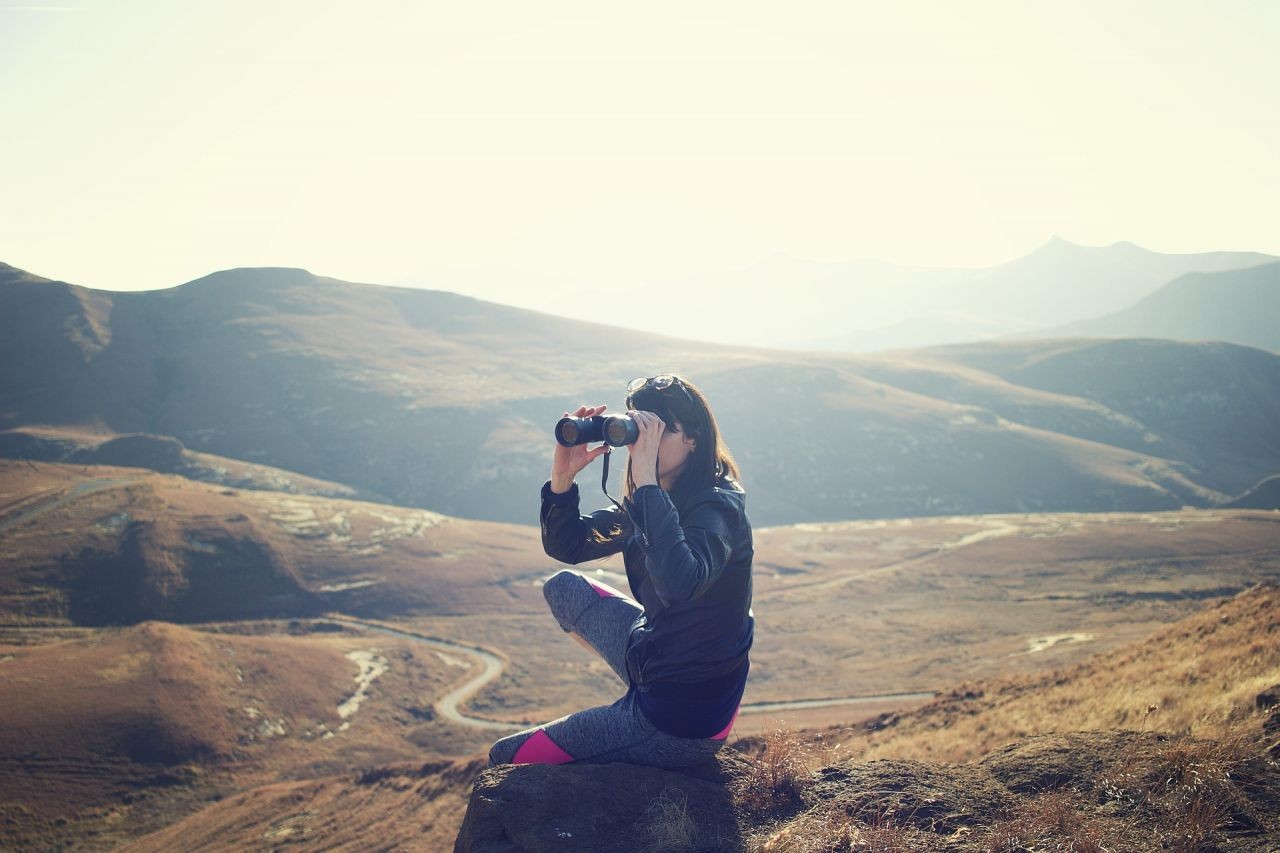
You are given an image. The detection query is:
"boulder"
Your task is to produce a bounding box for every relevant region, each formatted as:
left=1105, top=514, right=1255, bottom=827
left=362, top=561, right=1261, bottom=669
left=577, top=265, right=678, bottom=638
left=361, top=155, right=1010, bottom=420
left=454, top=752, right=751, bottom=853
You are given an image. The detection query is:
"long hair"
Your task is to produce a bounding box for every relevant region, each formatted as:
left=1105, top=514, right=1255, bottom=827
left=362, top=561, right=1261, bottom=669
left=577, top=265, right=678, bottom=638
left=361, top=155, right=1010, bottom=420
left=622, top=373, right=743, bottom=512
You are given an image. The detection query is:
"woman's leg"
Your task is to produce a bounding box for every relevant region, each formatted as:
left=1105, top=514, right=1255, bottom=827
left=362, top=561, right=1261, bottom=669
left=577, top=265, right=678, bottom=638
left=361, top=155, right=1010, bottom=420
left=487, top=690, right=726, bottom=770
left=541, top=568, right=643, bottom=684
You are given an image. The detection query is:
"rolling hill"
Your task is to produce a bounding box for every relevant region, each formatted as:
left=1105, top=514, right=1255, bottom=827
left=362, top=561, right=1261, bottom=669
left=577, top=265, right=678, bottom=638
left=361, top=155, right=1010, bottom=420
left=1021, top=261, right=1280, bottom=354
left=112, top=585, right=1280, bottom=853
left=3, top=261, right=1279, bottom=524
left=0, top=459, right=532, bottom=626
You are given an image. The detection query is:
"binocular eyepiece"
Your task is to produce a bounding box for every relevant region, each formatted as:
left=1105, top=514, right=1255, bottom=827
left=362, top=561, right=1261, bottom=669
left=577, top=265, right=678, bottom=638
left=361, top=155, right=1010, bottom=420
left=555, top=414, right=641, bottom=447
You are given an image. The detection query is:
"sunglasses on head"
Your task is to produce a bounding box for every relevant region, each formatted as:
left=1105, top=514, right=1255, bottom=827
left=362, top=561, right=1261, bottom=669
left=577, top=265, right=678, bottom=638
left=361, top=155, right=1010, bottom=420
left=626, top=374, right=696, bottom=408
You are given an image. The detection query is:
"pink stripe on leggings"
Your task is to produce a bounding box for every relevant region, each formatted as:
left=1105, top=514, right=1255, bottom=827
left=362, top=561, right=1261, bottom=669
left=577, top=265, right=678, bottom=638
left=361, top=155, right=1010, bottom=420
left=511, top=730, right=575, bottom=764
left=711, top=705, right=740, bottom=740
left=585, top=576, right=626, bottom=598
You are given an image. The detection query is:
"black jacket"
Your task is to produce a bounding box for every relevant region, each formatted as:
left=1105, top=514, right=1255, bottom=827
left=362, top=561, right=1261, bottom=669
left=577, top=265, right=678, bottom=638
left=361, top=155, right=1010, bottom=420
left=539, top=476, right=755, bottom=691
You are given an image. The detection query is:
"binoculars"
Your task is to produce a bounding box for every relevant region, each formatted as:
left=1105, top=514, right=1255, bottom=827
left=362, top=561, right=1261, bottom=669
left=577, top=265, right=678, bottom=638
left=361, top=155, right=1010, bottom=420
left=555, top=414, right=642, bottom=447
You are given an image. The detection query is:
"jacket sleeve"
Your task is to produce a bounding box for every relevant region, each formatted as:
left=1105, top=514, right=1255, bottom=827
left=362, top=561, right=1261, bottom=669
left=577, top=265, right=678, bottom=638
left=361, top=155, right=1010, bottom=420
left=625, top=485, right=736, bottom=604
left=540, top=479, right=631, bottom=565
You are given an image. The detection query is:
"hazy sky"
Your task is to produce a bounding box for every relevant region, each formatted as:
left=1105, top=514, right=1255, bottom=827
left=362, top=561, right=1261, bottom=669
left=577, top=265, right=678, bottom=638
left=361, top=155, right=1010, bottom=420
left=2, top=1, right=1277, bottom=295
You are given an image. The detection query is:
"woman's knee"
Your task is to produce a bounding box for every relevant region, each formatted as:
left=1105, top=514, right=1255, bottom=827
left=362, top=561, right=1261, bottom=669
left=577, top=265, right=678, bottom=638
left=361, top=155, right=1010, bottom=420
left=543, top=568, right=582, bottom=599
left=488, top=731, right=523, bottom=767
left=542, top=569, right=583, bottom=622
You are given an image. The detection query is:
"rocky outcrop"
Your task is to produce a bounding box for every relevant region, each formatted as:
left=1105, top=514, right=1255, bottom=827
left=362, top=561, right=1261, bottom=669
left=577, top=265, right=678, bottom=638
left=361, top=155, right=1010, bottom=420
left=454, top=752, right=750, bottom=853
left=455, top=729, right=1280, bottom=853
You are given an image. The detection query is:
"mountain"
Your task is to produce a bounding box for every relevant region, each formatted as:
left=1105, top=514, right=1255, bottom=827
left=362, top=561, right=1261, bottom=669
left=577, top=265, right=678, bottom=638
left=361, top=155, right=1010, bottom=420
left=696, top=237, right=1275, bottom=351
left=848, top=337, right=1280, bottom=498
left=402, top=239, right=1278, bottom=352
left=4, top=261, right=1280, bottom=523
left=1018, top=261, right=1280, bottom=353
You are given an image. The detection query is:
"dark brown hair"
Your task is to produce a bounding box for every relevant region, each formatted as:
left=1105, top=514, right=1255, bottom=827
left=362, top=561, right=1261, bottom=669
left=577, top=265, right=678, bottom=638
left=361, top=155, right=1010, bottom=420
left=622, top=373, right=743, bottom=512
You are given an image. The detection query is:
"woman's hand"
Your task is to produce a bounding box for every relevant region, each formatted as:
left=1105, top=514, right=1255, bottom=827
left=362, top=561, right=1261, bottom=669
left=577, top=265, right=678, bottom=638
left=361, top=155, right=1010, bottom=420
left=550, top=404, right=611, bottom=493
left=627, top=410, right=665, bottom=488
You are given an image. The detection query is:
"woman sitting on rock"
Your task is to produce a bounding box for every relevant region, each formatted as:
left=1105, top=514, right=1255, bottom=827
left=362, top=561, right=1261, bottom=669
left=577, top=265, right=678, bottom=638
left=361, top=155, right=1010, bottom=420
left=487, top=373, right=754, bottom=770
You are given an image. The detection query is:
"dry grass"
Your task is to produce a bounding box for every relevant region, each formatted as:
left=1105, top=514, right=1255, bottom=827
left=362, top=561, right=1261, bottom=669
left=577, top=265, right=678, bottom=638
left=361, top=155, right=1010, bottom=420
left=979, top=707, right=1274, bottom=853
left=733, top=724, right=953, bottom=852
left=841, top=583, right=1280, bottom=765
left=634, top=786, right=700, bottom=853
left=1096, top=713, right=1270, bottom=852
left=730, top=724, right=841, bottom=816
left=982, top=787, right=1110, bottom=852
left=746, top=800, right=943, bottom=852
left=733, top=701, right=1276, bottom=853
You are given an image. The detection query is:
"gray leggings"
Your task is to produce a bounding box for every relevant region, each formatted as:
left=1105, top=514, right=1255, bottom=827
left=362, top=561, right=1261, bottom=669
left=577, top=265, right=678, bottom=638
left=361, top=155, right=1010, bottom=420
left=486, top=569, right=737, bottom=769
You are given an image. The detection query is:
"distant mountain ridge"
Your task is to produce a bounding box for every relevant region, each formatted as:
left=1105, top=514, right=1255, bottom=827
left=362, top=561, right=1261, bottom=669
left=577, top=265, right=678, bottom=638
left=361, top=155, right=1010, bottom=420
left=774, top=237, right=1276, bottom=351
left=1019, top=261, right=1280, bottom=353
left=2, top=258, right=1279, bottom=524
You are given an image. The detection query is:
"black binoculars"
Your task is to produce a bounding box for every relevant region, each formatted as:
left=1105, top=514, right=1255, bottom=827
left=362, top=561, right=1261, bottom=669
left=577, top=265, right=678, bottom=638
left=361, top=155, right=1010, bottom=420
left=555, top=414, right=641, bottom=447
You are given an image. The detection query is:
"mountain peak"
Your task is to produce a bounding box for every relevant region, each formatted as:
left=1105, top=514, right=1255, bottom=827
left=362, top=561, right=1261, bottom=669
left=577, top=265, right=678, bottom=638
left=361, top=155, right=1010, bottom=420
left=176, top=267, right=320, bottom=290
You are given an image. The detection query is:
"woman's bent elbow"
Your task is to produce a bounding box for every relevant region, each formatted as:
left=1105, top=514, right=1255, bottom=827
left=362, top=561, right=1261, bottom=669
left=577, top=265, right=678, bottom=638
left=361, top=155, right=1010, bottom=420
left=542, top=542, right=580, bottom=565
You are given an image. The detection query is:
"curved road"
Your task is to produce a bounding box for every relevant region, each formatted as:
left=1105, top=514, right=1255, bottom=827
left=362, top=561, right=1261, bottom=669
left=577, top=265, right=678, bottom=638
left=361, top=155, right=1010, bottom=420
left=0, top=477, right=137, bottom=535
left=327, top=615, right=935, bottom=732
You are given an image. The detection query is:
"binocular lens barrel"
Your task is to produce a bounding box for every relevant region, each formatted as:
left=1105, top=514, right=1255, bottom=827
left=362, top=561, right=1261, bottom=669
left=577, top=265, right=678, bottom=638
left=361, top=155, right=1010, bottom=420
left=554, top=414, right=640, bottom=447
left=555, top=415, right=601, bottom=447
left=604, top=417, right=634, bottom=446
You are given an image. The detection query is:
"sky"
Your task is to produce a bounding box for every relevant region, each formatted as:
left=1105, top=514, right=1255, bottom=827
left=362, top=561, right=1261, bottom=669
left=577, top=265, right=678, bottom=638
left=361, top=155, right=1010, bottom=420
left=2, top=0, right=1278, bottom=301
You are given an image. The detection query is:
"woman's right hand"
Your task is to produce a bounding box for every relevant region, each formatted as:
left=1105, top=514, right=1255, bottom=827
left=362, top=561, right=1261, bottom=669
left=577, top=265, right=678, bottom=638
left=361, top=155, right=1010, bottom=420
left=551, top=404, right=611, bottom=491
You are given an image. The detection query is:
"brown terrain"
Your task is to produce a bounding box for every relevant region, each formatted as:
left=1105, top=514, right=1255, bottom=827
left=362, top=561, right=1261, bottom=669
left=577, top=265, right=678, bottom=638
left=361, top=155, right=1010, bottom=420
left=107, top=585, right=1280, bottom=852
left=2, top=456, right=1278, bottom=849
left=0, top=618, right=480, bottom=850
left=2, top=259, right=1279, bottom=849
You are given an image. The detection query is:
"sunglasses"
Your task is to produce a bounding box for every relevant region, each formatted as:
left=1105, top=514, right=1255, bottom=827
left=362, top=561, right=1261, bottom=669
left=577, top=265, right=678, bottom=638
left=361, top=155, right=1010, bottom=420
left=626, top=374, right=682, bottom=394
left=626, top=374, right=696, bottom=408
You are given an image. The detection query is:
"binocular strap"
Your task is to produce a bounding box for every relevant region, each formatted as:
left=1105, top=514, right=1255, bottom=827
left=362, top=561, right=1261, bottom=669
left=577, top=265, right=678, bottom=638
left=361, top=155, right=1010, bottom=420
left=600, top=443, right=667, bottom=525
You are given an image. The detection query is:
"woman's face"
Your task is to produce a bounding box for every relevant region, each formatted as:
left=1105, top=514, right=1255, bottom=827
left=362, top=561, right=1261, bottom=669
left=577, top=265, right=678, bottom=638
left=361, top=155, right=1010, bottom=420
left=656, top=418, right=697, bottom=483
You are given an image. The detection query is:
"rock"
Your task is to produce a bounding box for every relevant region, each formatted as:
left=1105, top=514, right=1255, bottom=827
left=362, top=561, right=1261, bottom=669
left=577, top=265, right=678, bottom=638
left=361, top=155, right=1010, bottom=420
left=801, top=757, right=1015, bottom=834
left=453, top=752, right=750, bottom=853
left=76, top=433, right=186, bottom=470
left=980, top=730, right=1279, bottom=835
left=1256, top=684, right=1280, bottom=712
left=977, top=730, right=1172, bottom=795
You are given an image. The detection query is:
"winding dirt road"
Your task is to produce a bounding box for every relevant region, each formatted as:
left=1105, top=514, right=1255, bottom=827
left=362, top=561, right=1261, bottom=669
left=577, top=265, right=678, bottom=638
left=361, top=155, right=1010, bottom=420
left=328, top=615, right=936, bottom=732
left=0, top=477, right=137, bottom=535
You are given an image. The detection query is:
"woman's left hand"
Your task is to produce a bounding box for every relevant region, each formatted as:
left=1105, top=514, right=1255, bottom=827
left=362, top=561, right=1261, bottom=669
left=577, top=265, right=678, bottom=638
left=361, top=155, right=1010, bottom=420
left=627, top=410, right=664, bottom=487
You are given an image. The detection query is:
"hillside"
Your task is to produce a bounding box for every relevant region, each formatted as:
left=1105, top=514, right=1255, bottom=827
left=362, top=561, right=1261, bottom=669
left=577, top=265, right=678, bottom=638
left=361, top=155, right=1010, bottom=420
left=5, top=458, right=1279, bottom=731
left=0, top=426, right=363, bottom=499
left=823, top=582, right=1280, bottom=764
left=0, top=460, right=534, bottom=625
left=6, top=458, right=1280, bottom=725
left=114, top=586, right=1280, bottom=852
left=849, top=337, right=1280, bottom=497
left=119, top=756, right=489, bottom=853
left=0, top=622, right=355, bottom=848
left=0, top=615, right=496, bottom=851
left=1224, top=473, right=1280, bottom=509
left=1024, top=261, right=1280, bottom=354
left=3, top=261, right=1279, bottom=523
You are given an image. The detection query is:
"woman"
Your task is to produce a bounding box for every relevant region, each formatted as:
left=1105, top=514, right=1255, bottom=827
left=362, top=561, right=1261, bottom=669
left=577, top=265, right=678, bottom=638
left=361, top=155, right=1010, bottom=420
left=486, top=373, right=755, bottom=770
